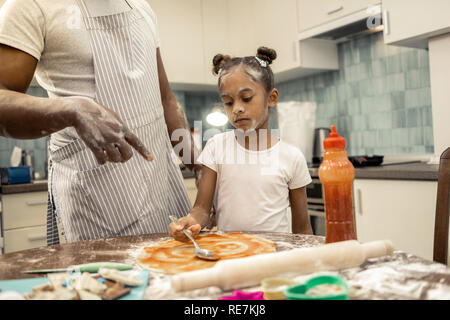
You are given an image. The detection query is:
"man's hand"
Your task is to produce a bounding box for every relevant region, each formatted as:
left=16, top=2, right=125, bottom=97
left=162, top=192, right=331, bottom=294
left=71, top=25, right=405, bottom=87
left=0, top=44, right=152, bottom=166
left=169, top=215, right=202, bottom=242
left=69, top=97, right=153, bottom=165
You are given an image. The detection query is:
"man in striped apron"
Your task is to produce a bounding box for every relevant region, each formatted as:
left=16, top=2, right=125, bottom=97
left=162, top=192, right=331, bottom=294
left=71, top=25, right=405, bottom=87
left=0, top=0, right=196, bottom=244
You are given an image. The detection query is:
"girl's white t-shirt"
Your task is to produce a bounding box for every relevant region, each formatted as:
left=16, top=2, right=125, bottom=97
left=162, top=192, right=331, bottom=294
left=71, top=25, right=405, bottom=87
left=197, top=130, right=312, bottom=233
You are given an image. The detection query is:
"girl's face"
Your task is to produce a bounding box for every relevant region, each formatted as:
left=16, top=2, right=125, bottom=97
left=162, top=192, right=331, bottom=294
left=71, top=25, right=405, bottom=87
left=219, top=68, right=278, bottom=132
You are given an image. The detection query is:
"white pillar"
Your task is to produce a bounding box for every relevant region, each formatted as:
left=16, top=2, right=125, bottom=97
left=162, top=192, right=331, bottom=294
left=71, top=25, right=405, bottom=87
left=429, top=33, right=450, bottom=158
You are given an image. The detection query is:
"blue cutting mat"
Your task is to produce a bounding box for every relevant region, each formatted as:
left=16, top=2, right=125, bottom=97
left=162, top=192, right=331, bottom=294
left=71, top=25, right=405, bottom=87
left=0, top=270, right=149, bottom=300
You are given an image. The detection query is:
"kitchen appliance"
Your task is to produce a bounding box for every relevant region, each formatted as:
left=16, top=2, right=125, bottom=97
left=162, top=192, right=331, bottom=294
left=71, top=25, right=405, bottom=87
left=22, top=150, right=34, bottom=180
left=348, top=155, right=384, bottom=167
left=0, top=166, right=31, bottom=185
left=312, top=127, right=331, bottom=166
left=277, top=101, right=316, bottom=164
left=298, top=4, right=382, bottom=43
left=306, top=178, right=326, bottom=236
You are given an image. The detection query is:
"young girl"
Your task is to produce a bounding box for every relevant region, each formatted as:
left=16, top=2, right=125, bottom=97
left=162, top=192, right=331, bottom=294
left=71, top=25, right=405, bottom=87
left=169, top=47, right=313, bottom=241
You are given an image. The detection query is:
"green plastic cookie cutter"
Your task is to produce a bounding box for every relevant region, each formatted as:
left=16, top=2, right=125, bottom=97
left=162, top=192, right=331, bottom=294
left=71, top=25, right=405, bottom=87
left=283, top=275, right=349, bottom=300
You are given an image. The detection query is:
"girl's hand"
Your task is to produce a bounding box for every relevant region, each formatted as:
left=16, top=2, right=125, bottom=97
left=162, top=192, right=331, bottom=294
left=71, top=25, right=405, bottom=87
left=169, top=215, right=202, bottom=242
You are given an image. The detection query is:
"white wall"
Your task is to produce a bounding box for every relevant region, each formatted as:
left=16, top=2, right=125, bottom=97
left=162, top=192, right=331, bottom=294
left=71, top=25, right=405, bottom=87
left=429, top=33, right=450, bottom=157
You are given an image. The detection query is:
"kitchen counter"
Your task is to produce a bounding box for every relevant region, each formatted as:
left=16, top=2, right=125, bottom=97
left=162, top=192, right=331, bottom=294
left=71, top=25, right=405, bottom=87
left=0, top=180, right=48, bottom=194
left=309, top=162, right=439, bottom=181
left=1, top=232, right=449, bottom=300
left=0, top=167, right=195, bottom=195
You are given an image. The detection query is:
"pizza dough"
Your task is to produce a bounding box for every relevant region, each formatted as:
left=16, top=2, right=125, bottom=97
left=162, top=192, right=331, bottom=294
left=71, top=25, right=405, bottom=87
left=137, top=233, right=276, bottom=274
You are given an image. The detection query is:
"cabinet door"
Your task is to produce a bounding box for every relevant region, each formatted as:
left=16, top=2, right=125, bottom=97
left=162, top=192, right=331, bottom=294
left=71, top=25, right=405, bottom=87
left=227, top=0, right=263, bottom=58
left=203, top=0, right=269, bottom=82
left=297, top=0, right=380, bottom=32
left=382, top=0, right=450, bottom=48
left=2, top=191, right=47, bottom=230
left=202, top=0, right=230, bottom=85
left=265, top=0, right=301, bottom=74
left=354, top=179, right=437, bottom=261
left=147, top=0, right=205, bottom=85
left=4, top=225, right=47, bottom=253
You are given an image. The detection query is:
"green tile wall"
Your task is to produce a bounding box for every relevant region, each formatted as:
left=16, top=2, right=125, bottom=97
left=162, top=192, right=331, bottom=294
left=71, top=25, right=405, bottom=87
left=275, top=32, right=434, bottom=156
left=1, top=31, right=433, bottom=174
left=177, top=32, right=434, bottom=156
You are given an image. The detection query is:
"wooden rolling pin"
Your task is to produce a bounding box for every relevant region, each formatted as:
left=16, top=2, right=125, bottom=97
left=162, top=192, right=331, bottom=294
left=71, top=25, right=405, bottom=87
left=171, top=239, right=394, bottom=292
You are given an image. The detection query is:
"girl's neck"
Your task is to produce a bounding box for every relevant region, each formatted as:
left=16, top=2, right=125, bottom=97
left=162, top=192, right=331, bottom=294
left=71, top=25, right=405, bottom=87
left=234, top=127, right=279, bottom=151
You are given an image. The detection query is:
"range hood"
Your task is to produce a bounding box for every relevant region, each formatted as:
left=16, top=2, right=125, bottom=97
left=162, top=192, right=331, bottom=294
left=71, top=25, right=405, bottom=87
left=298, top=4, right=384, bottom=43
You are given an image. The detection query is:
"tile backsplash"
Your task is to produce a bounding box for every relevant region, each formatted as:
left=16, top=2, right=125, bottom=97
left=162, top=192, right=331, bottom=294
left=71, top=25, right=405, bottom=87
left=176, top=32, right=433, bottom=156
left=276, top=31, right=434, bottom=156
left=0, top=31, right=434, bottom=177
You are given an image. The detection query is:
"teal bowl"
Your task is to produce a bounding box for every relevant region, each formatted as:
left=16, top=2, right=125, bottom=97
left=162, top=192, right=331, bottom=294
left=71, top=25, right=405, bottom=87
left=283, top=275, right=349, bottom=300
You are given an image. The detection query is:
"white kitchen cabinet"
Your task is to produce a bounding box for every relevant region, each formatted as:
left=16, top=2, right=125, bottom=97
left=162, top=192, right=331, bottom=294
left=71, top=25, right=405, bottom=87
left=4, top=225, right=47, bottom=253
left=382, top=0, right=450, bottom=49
left=297, top=0, right=380, bottom=33
left=147, top=0, right=207, bottom=89
left=202, top=0, right=268, bottom=85
left=201, top=0, right=230, bottom=86
left=147, top=0, right=340, bottom=89
left=1, top=191, right=47, bottom=254
left=269, top=0, right=339, bottom=82
left=226, top=0, right=265, bottom=59
left=0, top=190, right=66, bottom=254
left=264, top=0, right=302, bottom=75
left=353, top=179, right=438, bottom=261
left=224, top=0, right=340, bottom=82
left=2, top=191, right=47, bottom=230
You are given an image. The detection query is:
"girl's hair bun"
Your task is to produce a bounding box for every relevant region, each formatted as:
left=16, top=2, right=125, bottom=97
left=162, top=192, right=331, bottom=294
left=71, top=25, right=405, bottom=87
left=212, top=54, right=231, bottom=75
left=256, top=47, right=277, bottom=65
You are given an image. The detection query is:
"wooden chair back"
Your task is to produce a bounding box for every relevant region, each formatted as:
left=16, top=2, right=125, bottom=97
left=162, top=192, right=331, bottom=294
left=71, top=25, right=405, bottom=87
left=433, top=147, right=450, bottom=264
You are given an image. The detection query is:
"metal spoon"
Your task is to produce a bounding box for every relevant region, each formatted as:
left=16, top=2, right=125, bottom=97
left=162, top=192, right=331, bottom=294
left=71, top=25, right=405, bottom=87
left=169, top=215, right=220, bottom=261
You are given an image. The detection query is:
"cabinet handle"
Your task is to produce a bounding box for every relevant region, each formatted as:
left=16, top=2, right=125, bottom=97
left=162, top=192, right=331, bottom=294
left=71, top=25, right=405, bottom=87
left=356, top=189, right=363, bottom=216
left=327, top=5, right=343, bottom=15
left=383, top=10, right=390, bottom=35
left=26, top=200, right=47, bottom=206
left=292, top=41, right=298, bottom=62
left=28, top=234, right=46, bottom=241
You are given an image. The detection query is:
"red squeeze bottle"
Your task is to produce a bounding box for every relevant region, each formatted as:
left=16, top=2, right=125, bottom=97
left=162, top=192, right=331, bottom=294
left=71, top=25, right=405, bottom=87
left=318, top=125, right=356, bottom=243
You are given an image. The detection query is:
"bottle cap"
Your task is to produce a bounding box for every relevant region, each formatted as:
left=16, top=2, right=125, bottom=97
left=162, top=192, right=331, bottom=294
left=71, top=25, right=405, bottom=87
left=323, top=125, right=346, bottom=149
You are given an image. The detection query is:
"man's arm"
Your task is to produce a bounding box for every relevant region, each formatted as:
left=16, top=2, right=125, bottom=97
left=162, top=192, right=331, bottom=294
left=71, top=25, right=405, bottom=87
left=0, top=44, right=152, bottom=164
left=290, top=186, right=314, bottom=235
left=156, top=48, right=201, bottom=173
left=0, top=44, right=74, bottom=138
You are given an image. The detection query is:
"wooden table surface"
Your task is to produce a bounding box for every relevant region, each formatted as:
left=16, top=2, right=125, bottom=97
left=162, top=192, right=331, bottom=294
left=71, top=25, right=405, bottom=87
left=1, top=232, right=449, bottom=300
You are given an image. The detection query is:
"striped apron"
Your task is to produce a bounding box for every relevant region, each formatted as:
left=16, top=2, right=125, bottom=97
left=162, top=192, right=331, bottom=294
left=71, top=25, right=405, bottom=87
left=46, top=0, right=191, bottom=244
